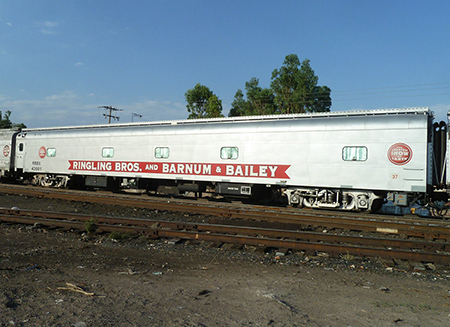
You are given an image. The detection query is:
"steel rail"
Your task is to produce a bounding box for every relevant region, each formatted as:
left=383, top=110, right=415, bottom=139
left=2, top=208, right=449, bottom=253
left=1, top=210, right=449, bottom=264
left=1, top=185, right=449, bottom=241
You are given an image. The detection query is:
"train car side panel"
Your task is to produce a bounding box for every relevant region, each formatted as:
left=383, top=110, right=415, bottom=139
left=14, top=107, right=437, bottom=211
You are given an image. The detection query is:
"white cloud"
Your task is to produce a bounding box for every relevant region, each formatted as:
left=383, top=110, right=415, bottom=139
left=41, top=29, right=56, bottom=35
left=0, top=92, right=187, bottom=128
left=93, top=100, right=187, bottom=125
left=0, top=91, right=98, bottom=128
left=125, top=100, right=186, bottom=122
left=75, top=62, right=84, bottom=67
left=37, top=21, right=58, bottom=35
left=6, top=22, right=12, bottom=27
left=44, top=91, right=76, bottom=101
left=43, top=21, right=58, bottom=28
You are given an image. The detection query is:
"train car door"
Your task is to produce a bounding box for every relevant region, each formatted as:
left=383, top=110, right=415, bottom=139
left=0, top=130, right=16, bottom=176
left=15, top=139, right=26, bottom=170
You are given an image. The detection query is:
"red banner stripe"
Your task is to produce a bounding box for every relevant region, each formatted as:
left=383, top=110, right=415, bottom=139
left=68, top=161, right=290, bottom=179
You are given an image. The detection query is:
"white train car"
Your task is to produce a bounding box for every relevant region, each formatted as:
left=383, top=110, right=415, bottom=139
left=5, top=107, right=448, bottom=212
left=0, top=130, right=17, bottom=177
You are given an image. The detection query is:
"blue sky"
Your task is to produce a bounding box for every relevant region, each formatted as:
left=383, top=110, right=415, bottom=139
left=1, top=0, right=449, bottom=127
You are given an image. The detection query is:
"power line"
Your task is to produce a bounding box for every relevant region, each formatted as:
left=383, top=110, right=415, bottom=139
left=232, top=82, right=450, bottom=104
left=331, top=83, right=450, bottom=102
left=98, top=106, right=123, bottom=124
left=333, top=86, right=450, bottom=97
left=132, top=112, right=142, bottom=122
left=332, top=92, right=450, bottom=102
left=332, top=82, right=450, bottom=94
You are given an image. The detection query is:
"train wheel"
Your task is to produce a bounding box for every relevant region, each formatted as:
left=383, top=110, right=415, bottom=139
left=34, top=174, right=53, bottom=187
left=430, top=201, right=449, bottom=219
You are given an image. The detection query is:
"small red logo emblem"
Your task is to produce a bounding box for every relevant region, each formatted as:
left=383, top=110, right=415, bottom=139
left=39, top=146, right=46, bottom=159
left=388, top=143, right=412, bottom=165
left=3, top=145, right=10, bottom=157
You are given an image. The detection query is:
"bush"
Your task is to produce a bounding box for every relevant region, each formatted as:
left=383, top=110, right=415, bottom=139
left=108, top=231, right=128, bottom=241
left=84, top=218, right=97, bottom=233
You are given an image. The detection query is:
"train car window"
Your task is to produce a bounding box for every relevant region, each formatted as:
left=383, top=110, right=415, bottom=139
left=221, top=147, right=239, bottom=160
left=19, top=143, right=24, bottom=151
left=155, top=147, right=170, bottom=159
left=47, top=148, right=56, bottom=157
left=102, top=147, right=114, bottom=158
left=342, top=146, right=367, bottom=161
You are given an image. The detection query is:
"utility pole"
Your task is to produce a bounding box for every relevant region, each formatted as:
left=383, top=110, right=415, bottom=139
left=98, top=106, right=123, bottom=123
left=132, top=112, right=142, bottom=122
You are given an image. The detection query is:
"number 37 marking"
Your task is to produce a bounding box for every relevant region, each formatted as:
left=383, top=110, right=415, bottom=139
left=392, top=174, right=399, bottom=179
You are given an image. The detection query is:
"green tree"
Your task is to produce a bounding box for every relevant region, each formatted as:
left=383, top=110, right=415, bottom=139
left=185, top=83, right=224, bottom=119
left=271, top=54, right=331, bottom=114
left=229, top=89, right=249, bottom=117
left=205, top=94, right=223, bottom=118
left=229, top=78, right=276, bottom=117
left=0, top=110, right=26, bottom=129
left=312, top=85, right=332, bottom=112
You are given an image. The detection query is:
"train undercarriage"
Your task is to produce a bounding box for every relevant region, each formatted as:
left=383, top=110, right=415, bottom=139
left=27, top=172, right=446, bottom=217
left=284, top=188, right=383, bottom=212
left=32, top=174, right=70, bottom=188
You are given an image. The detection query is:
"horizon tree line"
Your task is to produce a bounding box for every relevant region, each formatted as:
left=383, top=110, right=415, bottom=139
left=185, top=54, right=331, bottom=119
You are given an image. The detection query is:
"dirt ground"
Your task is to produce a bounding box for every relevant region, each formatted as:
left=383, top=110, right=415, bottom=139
left=1, top=193, right=450, bottom=326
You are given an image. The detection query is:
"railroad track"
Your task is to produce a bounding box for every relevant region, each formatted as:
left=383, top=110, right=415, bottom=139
left=1, top=207, right=450, bottom=265
left=1, top=184, right=450, bottom=264
left=1, top=184, right=450, bottom=241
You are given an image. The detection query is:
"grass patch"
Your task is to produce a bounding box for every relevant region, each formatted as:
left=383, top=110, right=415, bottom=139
left=84, top=218, right=97, bottom=233
left=108, top=231, right=129, bottom=241
left=373, top=301, right=393, bottom=308
left=341, top=251, right=354, bottom=261
left=373, top=301, right=436, bottom=312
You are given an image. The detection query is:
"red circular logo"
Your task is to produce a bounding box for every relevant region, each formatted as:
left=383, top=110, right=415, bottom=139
left=39, top=146, right=46, bottom=159
left=3, top=145, right=10, bottom=157
left=3, top=145, right=9, bottom=157
left=388, top=143, right=412, bottom=165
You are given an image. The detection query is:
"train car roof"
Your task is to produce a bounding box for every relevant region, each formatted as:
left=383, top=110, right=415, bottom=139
left=23, top=107, right=431, bottom=132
